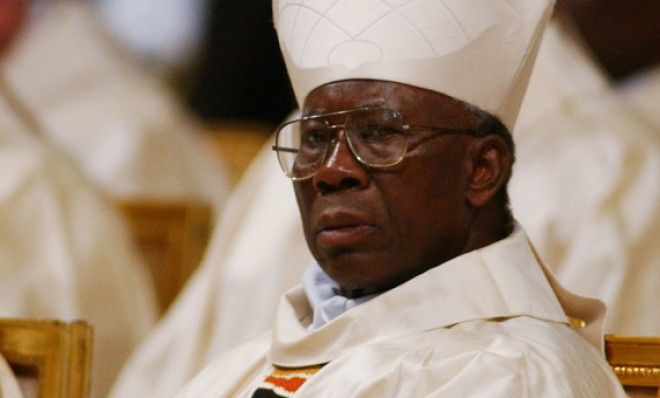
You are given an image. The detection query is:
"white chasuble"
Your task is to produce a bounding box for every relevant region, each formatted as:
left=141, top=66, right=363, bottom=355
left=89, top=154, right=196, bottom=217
left=177, top=227, right=625, bottom=397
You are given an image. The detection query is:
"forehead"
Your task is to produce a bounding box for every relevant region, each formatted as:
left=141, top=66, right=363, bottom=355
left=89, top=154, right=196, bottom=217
left=303, top=80, right=479, bottom=126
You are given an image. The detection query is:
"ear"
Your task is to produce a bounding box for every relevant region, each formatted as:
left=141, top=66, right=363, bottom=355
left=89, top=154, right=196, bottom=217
left=464, top=136, right=511, bottom=208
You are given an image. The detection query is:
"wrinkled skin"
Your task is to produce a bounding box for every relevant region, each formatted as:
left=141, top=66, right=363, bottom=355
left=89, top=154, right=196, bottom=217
left=294, top=80, right=508, bottom=297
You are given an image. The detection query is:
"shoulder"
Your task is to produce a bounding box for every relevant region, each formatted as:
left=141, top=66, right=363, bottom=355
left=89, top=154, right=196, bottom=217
left=176, top=332, right=271, bottom=398
left=297, top=317, right=625, bottom=397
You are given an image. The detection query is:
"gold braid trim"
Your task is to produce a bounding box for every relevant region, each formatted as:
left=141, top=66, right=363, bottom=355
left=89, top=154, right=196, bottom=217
left=613, top=365, right=660, bottom=387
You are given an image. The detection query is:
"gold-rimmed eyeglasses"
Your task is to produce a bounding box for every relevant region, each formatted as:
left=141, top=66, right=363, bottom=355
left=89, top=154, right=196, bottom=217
left=272, top=107, right=477, bottom=180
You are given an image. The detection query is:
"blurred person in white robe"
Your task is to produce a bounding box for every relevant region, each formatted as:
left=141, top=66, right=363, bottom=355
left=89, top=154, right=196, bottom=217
left=94, top=0, right=208, bottom=74
left=521, top=2, right=660, bottom=336
left=0, top=0, right=230, bottom=212
left=511, top=19, right=660, bottom=336
left=0, top=125, right=158, bottom=397
left=0, top=2, right=158, bottom=396
left=110, top=136, right=313, bottom=398
left=555, top=0, right=659, bottom=132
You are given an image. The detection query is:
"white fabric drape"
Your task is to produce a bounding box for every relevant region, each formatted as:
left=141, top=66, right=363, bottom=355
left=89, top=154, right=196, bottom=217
left=511, top=22, right=660, bottom=335
left=0, top=128, right=158, bottom=397
left=2, top=0, right=229, bottom=212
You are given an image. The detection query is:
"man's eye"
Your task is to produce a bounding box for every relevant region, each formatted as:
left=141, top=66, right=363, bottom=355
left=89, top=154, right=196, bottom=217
left=301, top=130, right=330, bottom=148
left=361, top=126, right=400, bottom=140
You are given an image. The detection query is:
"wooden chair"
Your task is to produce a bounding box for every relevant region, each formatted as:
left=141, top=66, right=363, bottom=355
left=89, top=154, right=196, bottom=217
left=118, top=126, right=269, bottom=313
left=202, top=122, right=272, bottom=186
left=117, top=199, right=212, bottom=313
left=0, top=319, right=92, bottom=398
left=605, top=335, right=660, bottom=397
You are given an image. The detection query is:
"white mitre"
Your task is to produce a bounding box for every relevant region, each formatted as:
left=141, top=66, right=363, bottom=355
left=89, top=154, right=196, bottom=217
left=273, top=0, right=555, bottom=131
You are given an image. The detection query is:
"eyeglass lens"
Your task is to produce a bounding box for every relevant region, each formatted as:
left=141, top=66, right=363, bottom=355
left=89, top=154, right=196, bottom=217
left=275, top=108, right=408, bottom=179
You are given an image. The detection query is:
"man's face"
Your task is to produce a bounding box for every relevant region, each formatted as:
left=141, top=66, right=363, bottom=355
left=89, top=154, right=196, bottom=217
left=294, top=80, right=482, bottom=296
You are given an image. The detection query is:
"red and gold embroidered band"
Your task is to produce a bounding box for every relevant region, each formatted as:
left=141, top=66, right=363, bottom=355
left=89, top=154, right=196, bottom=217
left=251, top=365, right=324, bottom=398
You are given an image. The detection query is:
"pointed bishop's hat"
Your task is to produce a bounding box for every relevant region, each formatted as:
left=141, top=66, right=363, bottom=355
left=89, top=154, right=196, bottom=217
left=273, top=0, right=556, bottom=131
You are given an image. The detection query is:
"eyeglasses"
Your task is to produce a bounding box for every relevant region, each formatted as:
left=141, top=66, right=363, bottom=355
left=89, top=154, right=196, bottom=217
left=272, top=107, right=477, bottom=180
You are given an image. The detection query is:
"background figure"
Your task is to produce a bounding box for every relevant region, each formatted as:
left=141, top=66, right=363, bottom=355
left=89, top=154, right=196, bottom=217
left=556, top=0, right=659, bottom=81
left=558, top=0, right=660, bottom=133
left=0, top=0, right=226, bottom=396
left=1, top=0, right=230, bottom=213
left=0, top=129, right=158, bottom=397
left=95, top=0, right=208, bottom=75
left=510, top=20, right=660, bottom=335
left=109, top=139, right=312, bottom=398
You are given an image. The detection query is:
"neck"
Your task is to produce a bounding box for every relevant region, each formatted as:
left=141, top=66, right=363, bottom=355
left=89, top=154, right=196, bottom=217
left=461, top=202, right=512, bottom=255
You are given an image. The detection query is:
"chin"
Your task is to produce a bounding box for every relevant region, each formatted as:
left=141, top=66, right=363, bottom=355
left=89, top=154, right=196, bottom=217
left=317, top=246, right=420, bottom=295
left=322, top=263, right=397, bottom=298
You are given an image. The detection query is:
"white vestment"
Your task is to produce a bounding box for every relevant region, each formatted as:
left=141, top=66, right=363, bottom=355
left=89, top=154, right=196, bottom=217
left=177, top=227, right=624, bottom=397
left=511, top=22, right=660, bottom=335
left=0, top=130, right=158, bottom=397
left=1, top=0, right=229, bottom=210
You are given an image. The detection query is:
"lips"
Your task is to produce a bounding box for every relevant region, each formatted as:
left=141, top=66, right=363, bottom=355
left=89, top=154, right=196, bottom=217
left=315, top=212, right=375, bottom=248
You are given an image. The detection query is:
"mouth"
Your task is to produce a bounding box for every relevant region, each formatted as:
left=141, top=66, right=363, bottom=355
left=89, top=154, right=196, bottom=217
left=315, top=213, right=376, bottom=248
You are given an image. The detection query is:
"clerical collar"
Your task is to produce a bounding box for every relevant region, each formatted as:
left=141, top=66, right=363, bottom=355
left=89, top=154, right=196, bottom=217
left=302, top=263, right=378, bottom=330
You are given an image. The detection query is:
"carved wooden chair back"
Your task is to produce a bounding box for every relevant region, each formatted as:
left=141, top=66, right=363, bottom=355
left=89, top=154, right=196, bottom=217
left=117, top=199, right=212, bottom=313
left=0, top=319, right=92, bottom=398
left=605, top=335, right=660, bottom=397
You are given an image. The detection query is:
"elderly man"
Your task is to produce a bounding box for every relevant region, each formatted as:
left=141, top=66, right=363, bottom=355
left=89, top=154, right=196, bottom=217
left=177, top=1, right=625, bottom=396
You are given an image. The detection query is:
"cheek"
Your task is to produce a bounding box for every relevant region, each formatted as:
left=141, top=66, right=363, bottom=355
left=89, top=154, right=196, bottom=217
left=384, top=150, right=469, bottom=244
left=293, top=182, right=317, bottom=244
left=403, top=152, right=466, bottom=199
left=293, top=182, right=310, bottom=219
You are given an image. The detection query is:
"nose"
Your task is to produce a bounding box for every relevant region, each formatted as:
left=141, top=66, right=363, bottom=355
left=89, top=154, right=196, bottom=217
left=312, top=130, right=369, bottom=194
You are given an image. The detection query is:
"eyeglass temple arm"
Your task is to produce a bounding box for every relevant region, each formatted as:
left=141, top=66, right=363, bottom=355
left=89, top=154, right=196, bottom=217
left=405, top=125, right=478, bottom=136
left=272, top=145, right=298, bottom=153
